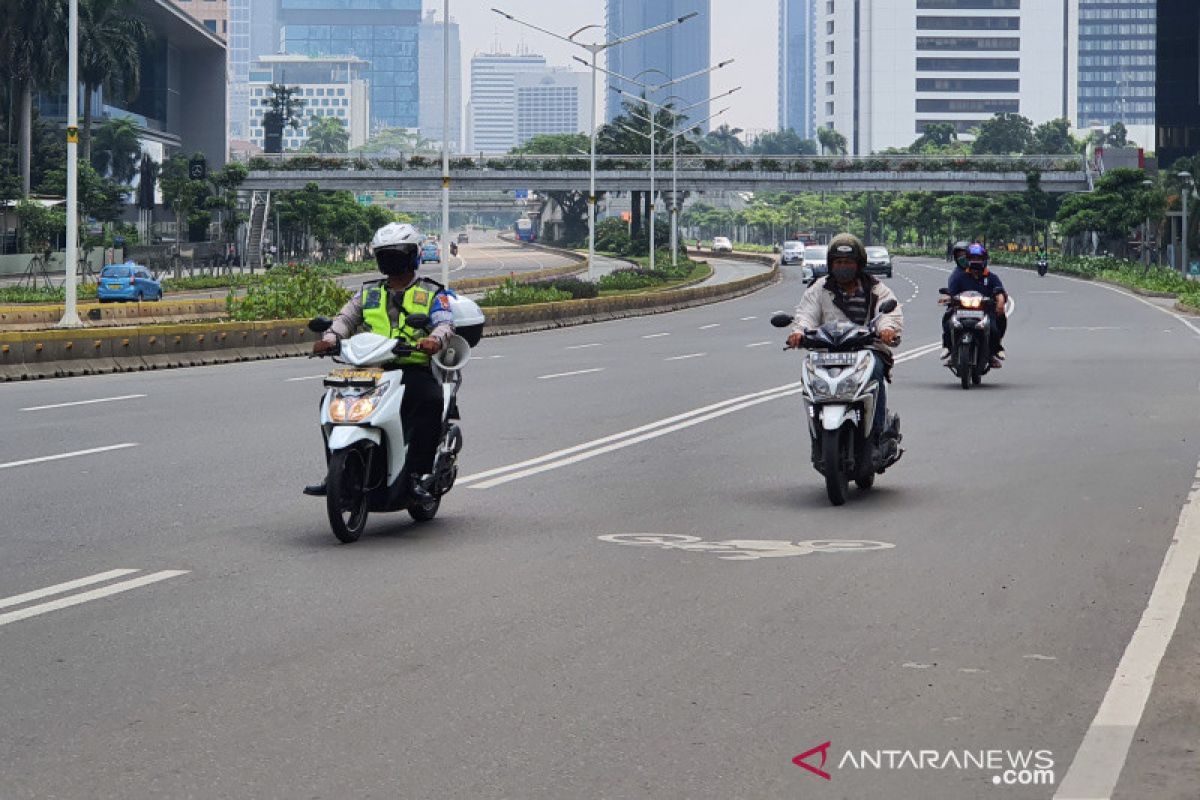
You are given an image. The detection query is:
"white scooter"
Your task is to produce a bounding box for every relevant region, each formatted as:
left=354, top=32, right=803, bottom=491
left=307, top=296, right=484, bottom=543
left=771, top=299, right=902, bottom=506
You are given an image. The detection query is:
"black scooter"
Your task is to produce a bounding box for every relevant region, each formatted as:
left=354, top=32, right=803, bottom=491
left=940, top=288, right=997, bottom=390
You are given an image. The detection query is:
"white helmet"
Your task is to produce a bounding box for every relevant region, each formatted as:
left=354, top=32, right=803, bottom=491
left=370, top=222, right=422, bottom=275
left=370, top=222, right=421, bottom=253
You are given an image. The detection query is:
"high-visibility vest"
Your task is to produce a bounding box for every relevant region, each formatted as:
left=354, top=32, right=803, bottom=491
left=361, top=280, right=439, bottom=367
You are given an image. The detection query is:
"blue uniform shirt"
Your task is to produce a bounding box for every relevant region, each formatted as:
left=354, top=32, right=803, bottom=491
left=948, top=268, right=1005, bottom=298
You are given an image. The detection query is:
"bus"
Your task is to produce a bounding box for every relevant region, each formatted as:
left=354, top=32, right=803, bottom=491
left=515, top=217, right=535, bottom=242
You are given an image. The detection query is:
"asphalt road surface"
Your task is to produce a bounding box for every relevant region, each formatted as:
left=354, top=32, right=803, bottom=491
left=2, top=257, right=1199, bottom=799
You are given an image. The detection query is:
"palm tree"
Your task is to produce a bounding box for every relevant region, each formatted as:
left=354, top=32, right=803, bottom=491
left=817, top=126, right=848, bottom=156
left=3, top=0, right=65, bottom=194
left=262, top=84, right=305, bottom=154
left=305, top=115, right=350, bottom=154
left=79, top=0, right=148, bottom=162
left=699, top=123, right=745, bottom=155
left=90, top=116, right=141, bottom=183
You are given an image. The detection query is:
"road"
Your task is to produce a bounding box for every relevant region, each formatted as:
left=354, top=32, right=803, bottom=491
left=1, top=257, right=1198, bottom=799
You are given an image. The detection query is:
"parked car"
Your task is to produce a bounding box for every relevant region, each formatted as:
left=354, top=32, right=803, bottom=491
left=457, top=232, right=469, bottom=244
left=781, top=240, right=804, bottom=265
left=802, top=246, right=828, bottom=284
left=97, top=262, right=162, bottom=302
left=421, top=240, right=441, bottom=263
left=711, top=236, right=733, bottom=253
left=865, top=246, right=893, bottom=278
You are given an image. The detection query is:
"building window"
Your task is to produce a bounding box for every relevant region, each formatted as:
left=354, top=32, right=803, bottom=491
left=825, top=101, right=834, bottom=115
left=826, top=20, right=834, bottom=34
left=826, top=1, right=834, bottom=12
left=917, top=36, right=1020, bottom=51
left=917, top=16, right=1020, bottom=30
left=916, top=57, right=1020, bottom=71
left=917, top=0, right=1019, bottom=8
left=916, top=77, right=1020, bottom=92
left=916, top=98, right=1020, bottom=113
left=337, top=88, right=345, bottom=96
left=826, top=81, right=835, bottom=95
left=203, top=19, right=216, bottom=32
left=826, top=41, right=835, bottom=55
left=826, top=61, right=835, bottom=75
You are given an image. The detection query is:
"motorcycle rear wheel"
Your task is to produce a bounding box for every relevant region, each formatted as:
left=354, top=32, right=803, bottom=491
left=326, top=448, right=369, bottom=543
left=822, top=428, right=849, bottom=506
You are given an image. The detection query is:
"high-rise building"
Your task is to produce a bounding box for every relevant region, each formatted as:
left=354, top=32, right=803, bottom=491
left=515, top=69, right=589, bottom=148
left=418, top=10, right=462, bottom=151
left=169, top=0, right=228, bottom=38
left=815, top=1, right=1077, bottom=154
left=778, top=0, right=815, bottom=138
left=605, top=1, right=712, bottom=131
left=466, top=52, right=546, bottom=154
left=277, top=0, right=421, bottom=131
left=1156, top=0, right=1200, bottom=166
left=248, top=55, right=371, bottom=151
left=1078, top=0, right=1156, bottom=146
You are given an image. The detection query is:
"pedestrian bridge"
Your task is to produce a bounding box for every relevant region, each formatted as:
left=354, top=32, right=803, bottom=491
left=239, top=154, right=1092, bottom=195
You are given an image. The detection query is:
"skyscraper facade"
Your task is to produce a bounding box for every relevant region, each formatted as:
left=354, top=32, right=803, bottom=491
left=248, top=55, right=371, bottom=151
left=778, top=0, right=814, bottom=138
left=418, top=10, right=463, bottom=151
left=515, top=69, right=589, bottom=148
left=605, top=0, right=712, bottom=131
left=277, top=0, right=421, bottom=131
left=466, top=52, right=546, bottom=154
left=1156, top=0, right=1200, bottom=166
left=1078, top=0, right=1156, bottom=146
left=815, top=1, right=1077, bottom=154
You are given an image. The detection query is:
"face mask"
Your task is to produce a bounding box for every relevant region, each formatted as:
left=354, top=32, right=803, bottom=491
left=832, top=265, right=858, bottom=284
left=955, top=256, right=969, bottom=269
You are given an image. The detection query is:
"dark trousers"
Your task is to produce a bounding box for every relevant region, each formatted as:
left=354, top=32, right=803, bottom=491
left=869, top=356, right=888, bottom=436
left=398, top=366, right=443, bottom=476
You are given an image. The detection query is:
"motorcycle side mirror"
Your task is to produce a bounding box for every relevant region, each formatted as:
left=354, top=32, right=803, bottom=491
left=938, top=287, right=950, bottom=296
left=405, top=313, right=431, bottom=330
left=308, top=317, right=333, bottom=333
left=770, top=313, right=794, bottom=328
left=878, top=299, right=898, bottom=314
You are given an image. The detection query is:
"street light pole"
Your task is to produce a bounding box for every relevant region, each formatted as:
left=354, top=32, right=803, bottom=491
left=441, top=0, right=450, bottom=288
left=492, top=8, right=698, bottom=282
left=1142, top=178, right=1154, bottom=269
left=58, top=0, right=81, bottom=328
left=1180, top=172, right=1193, bottom=277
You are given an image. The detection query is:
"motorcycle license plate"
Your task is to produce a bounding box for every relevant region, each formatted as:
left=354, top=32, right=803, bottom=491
left=957, top=310, right=984, bottom=319
left=325, top=367, right=384, bottom=387
left=812, top=352, right=857, bottom=366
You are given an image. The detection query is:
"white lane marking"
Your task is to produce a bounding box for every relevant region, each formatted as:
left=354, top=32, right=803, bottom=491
left=565, top=343, right=603, bottom=350
left=641, top=332, right=671, bottom=339
left=0, top=571, right=189, bottom=627
left=1028, top=290, right=1066, bottom=294
left=910, top=262, right=953, bottom=274
left=1054, top=459, right=1200, bottom=800
left=1048, top=326, right=1125, bottom=331
left=898, top=273, right=920, bottom=304
left=0, top=443, right=139, bottom=471
left=538, top=368, right=605, bottom=380
left=746, top=341, right=773, bottom=348
left=286, top=375, right=328, bottom=382
left=21, top=394, right=146, bottom=412
left=699, top=323, right=721, bottom=330
left=599, top=534, right=894, bottom=561
left=0, top=569, right=141, bottom=611
left=463, top=338, right=940, bottom=489
left=451, top=256, right=469, bottom=273
left=665, top=353, right=707, bottom=361
left=740, top=316, right=758, bottom=321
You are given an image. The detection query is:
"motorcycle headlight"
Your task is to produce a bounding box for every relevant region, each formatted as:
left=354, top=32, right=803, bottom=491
left=960, top=296, right=983, bottom=309
left=329, top=383, right=388, bottom=423
left=803, top=360, right=832, bottom=397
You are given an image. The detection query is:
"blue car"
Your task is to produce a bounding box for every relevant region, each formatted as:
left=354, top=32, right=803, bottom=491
left=97, top=262, right=163, bottom=302
left=421, top=241, right=441, bottom=263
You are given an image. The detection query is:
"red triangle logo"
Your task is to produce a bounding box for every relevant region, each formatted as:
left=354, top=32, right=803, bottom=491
left=793, top=741, right=832, bottom=780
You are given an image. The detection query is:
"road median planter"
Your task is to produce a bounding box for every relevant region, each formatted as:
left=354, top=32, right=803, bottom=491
left=0, top=298, right=230, bottom=330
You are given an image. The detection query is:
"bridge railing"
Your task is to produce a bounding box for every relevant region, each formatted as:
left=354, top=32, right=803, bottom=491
left=239, top=152, right=1085, bottom=175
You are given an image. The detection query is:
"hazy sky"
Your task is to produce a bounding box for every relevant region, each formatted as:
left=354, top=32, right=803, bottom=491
left=432, top=0, right=780, bottom=136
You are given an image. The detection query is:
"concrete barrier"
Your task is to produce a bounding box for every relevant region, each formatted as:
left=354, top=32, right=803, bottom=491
left=0, top=329, right=29, bottom=380
left=0, top=298, right=229, bottom=330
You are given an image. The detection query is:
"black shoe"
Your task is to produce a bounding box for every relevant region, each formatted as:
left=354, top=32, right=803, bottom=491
left=408, top=473, right=434, bottom=504
left=303, top=480, right=327, bottom=497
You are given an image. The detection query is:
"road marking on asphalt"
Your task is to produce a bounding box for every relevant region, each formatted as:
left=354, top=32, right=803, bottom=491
left=641, top=332, right=671, bottom=339
left=1048, top=326, right=1125, bottom=331
left=898, top=274, right=920, bottom=304
left=598, top=534, right=895, bottom=561
left=452, top=256, right=469, bottom=273
left=538, top=368, right=605, bottom=380
left=0, top=569, right=140, bottom=611
left=20, top=394, right=146, bottom=412
left=461, top=341, right=939, bottom=490
left=746, top=341, right=773, bottom=348
left=699, top=323, right=721, bottom=330
left=0, top=443, right=138, bottom=471
left=1054, top=458, right=1200, bottom=800
left=665, top=353, right=706, bottom=361
left=740, top=316, right=758, bottom=321
left=286, top=375, right=328, bottom=382
left=565, top=342, right=603, bottom=350
left=1028, top=290, right=1066, bottom=294
left=0, top=570, right=189, bottom=627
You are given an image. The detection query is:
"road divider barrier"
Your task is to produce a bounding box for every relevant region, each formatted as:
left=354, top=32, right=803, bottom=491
left=0, top=253, right=776, bottom=381
left=0, top=298, right=230, bottom=330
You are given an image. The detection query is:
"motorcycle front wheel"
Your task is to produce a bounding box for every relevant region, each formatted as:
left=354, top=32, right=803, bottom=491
left=822, top=428, right=849, bottom=506
left=326, top=448, right=370, bottom=543
left=408, top=496, right=440, bottom=522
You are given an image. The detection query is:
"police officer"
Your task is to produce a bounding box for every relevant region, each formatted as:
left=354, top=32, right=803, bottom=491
left=306, top=222, right=454, bottom=502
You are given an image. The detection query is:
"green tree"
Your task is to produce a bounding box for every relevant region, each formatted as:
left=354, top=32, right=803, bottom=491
left=304, top=115, right=350, bottom=154
left=971, top=112, right=1034, bottom=155
left=15, top=198, right=66, bottom=254
left=160, top=153, right=212, bottom=243
left=261, top=85, right=305, bottom=154
left=914, top=123, right=958, bottom=150
left=42, top=161, right=129, bottom=224
left=750, top=129, right=818, bottom=155
left=698, top=123, right=746, bottom=155
left=353, top=127, right=437, bottom=156
left=79, top=0, right=148, bottom=162
left=90, top=116, right=141, bottom=183
left=3, top=0, right=65, bottom=194
left=1030, top=118, right=1079, bottom=155
left=1106, top=122, right=1129, bottom=147
left=512, top=132, right=594, bottom=246
left=512, top=133, right=589, bottom=155
left=817, top=127, right=848, bottom=155
left=1055, top=168, right=1153, bottom=256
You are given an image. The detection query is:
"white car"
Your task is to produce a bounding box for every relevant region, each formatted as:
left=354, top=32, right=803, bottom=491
left=711, top=236, right=733, bottom=253
left=781, top=240, right=805, bottom=265
left=802, top=246, right=828, bottom=284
